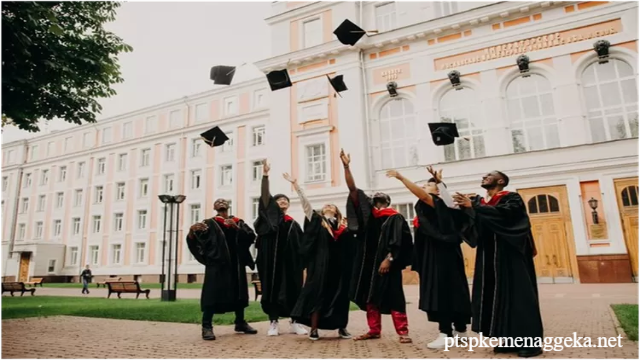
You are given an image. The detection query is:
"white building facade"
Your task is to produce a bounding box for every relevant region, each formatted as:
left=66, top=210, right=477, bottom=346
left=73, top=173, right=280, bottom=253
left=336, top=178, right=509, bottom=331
left=2, top=1, right=638, bottom=284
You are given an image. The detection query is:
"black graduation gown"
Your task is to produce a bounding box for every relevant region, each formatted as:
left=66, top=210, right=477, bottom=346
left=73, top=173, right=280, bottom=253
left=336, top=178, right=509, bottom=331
left=346, top=189, right=414, bottom=314
left=464, top=192, right=544, bottom=339
left=413, top=198, right=472, bottom=324
left=185, top=217, right=256, bottom=313
left=291, top=213, right=353, bottom=330
left=254, top=196, right=305, bottom=318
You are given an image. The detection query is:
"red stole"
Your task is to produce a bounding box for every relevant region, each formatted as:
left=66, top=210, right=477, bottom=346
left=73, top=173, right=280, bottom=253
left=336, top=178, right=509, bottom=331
left=214, top=216, right=240, bottom=228
left=412, top=216, right=420, bottom=229
left=332, top=224, right=346, bottom=240
left=481, top=191, right=510, bottom=206
left=283, top=214, right=294, bottom=222
left=372, top=207, right=398, bottom=218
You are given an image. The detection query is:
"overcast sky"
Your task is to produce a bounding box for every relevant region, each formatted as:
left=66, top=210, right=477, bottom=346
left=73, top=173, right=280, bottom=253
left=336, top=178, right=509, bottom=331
left=2, top=1, right=272, bottom=143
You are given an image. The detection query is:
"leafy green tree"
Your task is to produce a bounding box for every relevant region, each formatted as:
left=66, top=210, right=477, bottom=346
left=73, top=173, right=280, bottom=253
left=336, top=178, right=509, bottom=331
left=2, top=1, right=133, bottom=132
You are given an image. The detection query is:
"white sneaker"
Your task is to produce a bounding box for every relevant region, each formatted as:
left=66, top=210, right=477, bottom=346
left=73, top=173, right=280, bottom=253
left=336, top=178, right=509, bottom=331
left=267, top=321, right=279, bottom=336
left=453, top=330, right=468, bottom=339
left=427, top=333, right=450, bottom=349
left=290, top=322, right=309, bottom=335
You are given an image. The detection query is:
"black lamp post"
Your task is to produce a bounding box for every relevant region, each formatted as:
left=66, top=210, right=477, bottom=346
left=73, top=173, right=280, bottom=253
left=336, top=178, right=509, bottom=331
left=588, top=197, right=599, bottom=224
left=158, top=194, right=186, bottom=301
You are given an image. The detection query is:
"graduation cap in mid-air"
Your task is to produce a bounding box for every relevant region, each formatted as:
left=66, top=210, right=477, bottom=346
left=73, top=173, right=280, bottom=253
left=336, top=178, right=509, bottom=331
left=327, top=74, right=348, bottom=97
left=428, top=122, right=469, bottom=146
left=210, top=65, right=237, bottom=85
left=200, top=126, right=230, bottom=147
left=266, top=69, right=292, bottom=91
left=333, top=19, right=378, bottom=46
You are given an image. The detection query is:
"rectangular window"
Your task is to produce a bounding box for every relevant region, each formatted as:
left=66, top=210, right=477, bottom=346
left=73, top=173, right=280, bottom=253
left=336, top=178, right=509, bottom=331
left=59, top=166, right=67, bottom=182
left=69, top=247, right=79, bottom=265
left=112, top=244, right=122, bottom=264
left=102, top=127, right=112, bottom=144
left=53, top=219, right=62, bottom=236
left=118, top=153, right=128, bottom=172
left=191, top=170, right=202, bottom=190
left=220, top=165, right=233, bottom=186
left=224, top=97, right=238, bottom=116
left=74, top=189, right=83, bottom=207
left=221, top=133, right=234, bottom=152
left=2, top=176, right=7, bottom=191
left=116, top=183, right=125, bottom=201
left=72, top=218, right=81, bottom=235
left=40, top=169, right=49, bottom=185
left=139, top=178, right=149, bottom=197
left=55, top=192, right=64, bottom=208
left=123, top=121, right=133, bottom=139
left=97, top=158, right=106, bottom=175
left=135, top=243, right=146, bottom=264
left=23, top=173, right=32, bottom=188
left=252, top=160, right=263, bottom=181
left=305, top=144, right=326, bottom=182
left=90, top=246, right=99, bottom=265
left=114, top=213, right=124, bottom=232
left=47, top=259, right=56, bottom=273
left=226, top=200, right=234, bottom=216
left=434, top=1, right=458, bottom=17
left=7, top=150, right=15, bottom=164
left=138, top=210, right=147, bottom=229
left=37, top=195, right=45, bottom=212
left=165, top=144, right=176, bottom=162
left=95, top=186, right=104, bottom=203
left=169, top=110, right=182, bottom=128
left=77, top=162, right=85, bottom=178
left=145, top=116, right=156, bottom=134
left=252, top=126, right=266, bottom=146
left=35, top=221, right=43, bottom=239
left=82, top=133, right=90, bottom=149
left=17, top=223, right=25, bottom=240
left=65, top=137, right=72, bottom=152
left=191, top=139, right=202, bottom=158
left=141, top=149, right=150, bottom=167
left=252, top=197, right=260, bottom=220
left=30, top=145, right=39, bottom=161
left=254, top=89, right=267, bottom=109
left=375, top=2, right=397, bottom=32
left=21, top=198, right=29, bottom=213
left=195, top=103, right=208, bottom=123
left=393, top=203, right=416, bottom=232
left=303, top=18, right=322, bottom=48
left=92, top=215, right=101, bottom=233
left=164, top=174, right=174, bottom=193
left=190, top=204, right=201, bottom=224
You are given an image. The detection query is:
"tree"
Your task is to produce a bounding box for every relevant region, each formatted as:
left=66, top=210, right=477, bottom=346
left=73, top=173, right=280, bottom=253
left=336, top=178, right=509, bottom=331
left=2, top=1, right=133, bottom=132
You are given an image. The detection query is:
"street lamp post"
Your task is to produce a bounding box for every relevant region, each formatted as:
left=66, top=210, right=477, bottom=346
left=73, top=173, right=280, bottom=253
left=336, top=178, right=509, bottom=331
left=158, top=194, right=186, bottom=302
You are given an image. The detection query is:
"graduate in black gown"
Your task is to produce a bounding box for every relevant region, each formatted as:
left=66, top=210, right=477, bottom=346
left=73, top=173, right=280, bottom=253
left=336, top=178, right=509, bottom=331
left=283, top=173, right=353, bottom=341
left=340, top=149, right=414, bottom=344
left=254, top=160, right=308, bottom=337
left=186, top=199, right=258, bottom=340
left=453, top=171, right=543, bottom=358
left=387, top=166, right=473, bottom=349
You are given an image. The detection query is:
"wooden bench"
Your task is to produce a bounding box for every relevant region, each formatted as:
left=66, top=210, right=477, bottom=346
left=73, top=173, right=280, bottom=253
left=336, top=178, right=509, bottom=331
left=24, top=278, right=44, bottom=287
left=251, top=280, right=262, bottom=301
left=2, top=282, right=36, bottom=296
left=107, top=281, right=150, bottom=299
left=96, top=277, right=122, bottom=288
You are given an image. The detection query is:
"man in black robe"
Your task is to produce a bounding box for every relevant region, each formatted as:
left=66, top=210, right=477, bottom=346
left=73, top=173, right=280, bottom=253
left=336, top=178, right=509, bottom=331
left=254, top=160, right=308, bottom=337
left=453, top=171, right=543, bottom=358
left=340, top=149, right=414, bottom=344
left=283, top=173, right=353, bottom=341
left=387, top=167, right=472, bottom=349
left=186, top=199, right=258, bottom=340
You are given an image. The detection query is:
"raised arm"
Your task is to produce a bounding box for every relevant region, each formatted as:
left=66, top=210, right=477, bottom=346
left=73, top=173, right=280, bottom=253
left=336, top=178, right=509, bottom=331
left=261, top=159, right=271, bottom=208
left=386, top=169, right=434, bottom=207
left=340, top=149, right=358, bottom=201
left=283, top=173, right=313, bottom=221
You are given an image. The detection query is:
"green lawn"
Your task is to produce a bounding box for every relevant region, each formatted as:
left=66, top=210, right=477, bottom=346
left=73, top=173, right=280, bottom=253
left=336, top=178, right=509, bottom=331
left=611, top=304, right=638, bottom=341
left=2, top=296, right=359, bottom=324
left=42, top=282, right=205, bottom=289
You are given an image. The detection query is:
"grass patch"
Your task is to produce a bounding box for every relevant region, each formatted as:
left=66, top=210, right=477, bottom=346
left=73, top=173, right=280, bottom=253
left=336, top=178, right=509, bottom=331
left=2, top=296, right=360, bottom=324
left=611, top=304, right=638, bottom=341
left=41, top=282, right=206, bottom=289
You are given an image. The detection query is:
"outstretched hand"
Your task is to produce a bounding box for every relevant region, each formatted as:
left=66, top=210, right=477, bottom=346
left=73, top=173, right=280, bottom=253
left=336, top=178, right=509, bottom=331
left=262, top=159, right=270, bottom=175
left=385, top=169, right=403, bottom=180
left=453, top=192, right=472, bottom=208
left=282, top=172, right=297, bottom=184
left=426, top=166, right=443, bottom=183
left=340, top=148, right=351, bottom=167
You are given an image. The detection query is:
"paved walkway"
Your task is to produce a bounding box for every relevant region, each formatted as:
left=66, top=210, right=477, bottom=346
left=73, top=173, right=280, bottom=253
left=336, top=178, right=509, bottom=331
left=2, top=284, right=638, bottom=358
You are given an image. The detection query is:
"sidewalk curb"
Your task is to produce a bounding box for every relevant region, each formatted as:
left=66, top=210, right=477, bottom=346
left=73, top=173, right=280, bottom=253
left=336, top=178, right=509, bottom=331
left=607, top=305, right=628, bottom=340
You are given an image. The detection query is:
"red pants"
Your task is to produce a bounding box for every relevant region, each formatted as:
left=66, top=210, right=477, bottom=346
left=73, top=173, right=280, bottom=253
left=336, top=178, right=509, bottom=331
left=366, top=303, right=409, bottom=335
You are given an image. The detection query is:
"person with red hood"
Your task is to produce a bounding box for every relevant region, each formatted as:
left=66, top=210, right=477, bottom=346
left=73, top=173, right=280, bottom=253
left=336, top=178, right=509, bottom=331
left=340, top=149, right=414, bottom=344
left=453, top=171, right=543, bottom=358
left=187, top=198, right=258, bottom=341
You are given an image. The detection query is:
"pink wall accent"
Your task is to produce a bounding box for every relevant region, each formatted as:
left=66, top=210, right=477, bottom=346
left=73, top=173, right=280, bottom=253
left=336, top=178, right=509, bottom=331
left=290, top=84, right=300, bottom=189
left=290, top=20, right=299, bottom=52
left=56, top=140, right=63, bottom=157
left=236, top=126, right=246, bottom=218
left=177, top=137, right=188, bottom=265
left=322, top=9, right=333, bottom=43
left=113, top=123, right=122, bottom=143
left=101, top=154, right=115, bottom=265
left=328, top=78, right=341, bottom=188
left=158, top=114, right=167, bottom=133
left=80, top=157, right=95, bottom=267
left=239, top=93, right=250, bottom=115
left=210, top=100, right=220, bottom=121
left=24, top=169, right=40, bottom=240
left=124, top=151, right=137, bottom=266
left=42, top=166, right=56, bottom=241
left=205, top=144, right=216, bottom=219
left=61, top=163, right=74, bottom=245
left=147, top=143, right=162, bottom=265
left=134, top=118, right=144, bottom=139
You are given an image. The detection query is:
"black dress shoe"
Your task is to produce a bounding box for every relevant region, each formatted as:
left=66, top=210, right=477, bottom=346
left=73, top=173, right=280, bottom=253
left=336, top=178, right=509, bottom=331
left=309, top=329, right=319, bottom=341
left=518, top=347, right=543, bottom=358
left=338, top=328, right=352, bottom=339
left=234, top=321, right=258, bottom=334
left=202, top=327, right=216, bottom=340
left=494, top=347, right=518, bottom=354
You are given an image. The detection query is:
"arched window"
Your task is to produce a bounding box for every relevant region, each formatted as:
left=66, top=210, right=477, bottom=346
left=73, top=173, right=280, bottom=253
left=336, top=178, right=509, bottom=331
left=581, top=59, right=638, bottom=142
left=438, top=88, right=485, bottom=161
left=379, top=98, right=418, bottom=169
left=527, top=194, right=560, bottom=214
left=621, top=185, right=639, bottom=207
left=506, top=74, right=559, bottom=153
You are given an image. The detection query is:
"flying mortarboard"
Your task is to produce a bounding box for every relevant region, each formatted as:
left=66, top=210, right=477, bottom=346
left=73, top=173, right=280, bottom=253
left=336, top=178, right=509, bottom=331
left=333, top=19, right=378, bottom=46
left=266, top=69, right=292, bottom=91
left=428, top=122, right=465, bottom=146
left=200, top=126, right=230, bottom=147
left=326, top=74, right=348, bottom=97
left=210, top=65, right=237, bottom=86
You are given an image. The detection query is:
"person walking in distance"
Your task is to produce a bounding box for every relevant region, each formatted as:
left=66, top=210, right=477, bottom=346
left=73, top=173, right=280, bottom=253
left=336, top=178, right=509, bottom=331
left=254, top=160, right=308, bottom=336
left=80, top=265, right=92, bottom=295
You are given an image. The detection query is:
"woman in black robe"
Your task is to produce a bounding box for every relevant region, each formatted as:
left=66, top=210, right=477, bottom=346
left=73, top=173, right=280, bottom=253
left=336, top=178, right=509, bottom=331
left=253, top=160, right=307, bottom=337
left=186, top=199, right=258, bottom=341
left=284, top=173, right=353, bottom=341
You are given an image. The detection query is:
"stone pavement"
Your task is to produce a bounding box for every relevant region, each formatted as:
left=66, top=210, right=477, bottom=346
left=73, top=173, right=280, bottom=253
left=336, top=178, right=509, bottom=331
left=2, top=284, right=638, bottom=358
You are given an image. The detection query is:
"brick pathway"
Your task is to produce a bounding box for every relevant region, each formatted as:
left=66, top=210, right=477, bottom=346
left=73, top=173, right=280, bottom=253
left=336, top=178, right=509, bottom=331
left=2, top=284, right=638, bottom=358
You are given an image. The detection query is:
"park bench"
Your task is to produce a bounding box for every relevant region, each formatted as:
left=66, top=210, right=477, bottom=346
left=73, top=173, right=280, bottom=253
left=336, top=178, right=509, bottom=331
left=107, top=281, right=151, bottom=299
left=24, top=278, right=44, bottom=287
left=2, top=282, right=36, bottom=296
left=96, top=277, right=122, bottom=288
left=251, top=280, right=262, bottom=301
